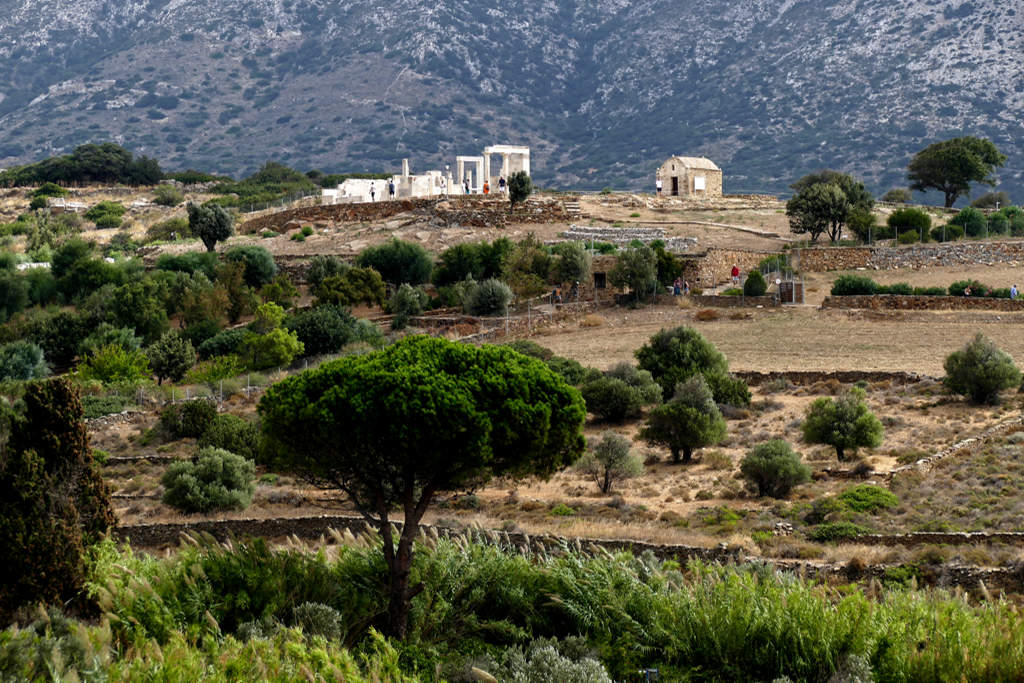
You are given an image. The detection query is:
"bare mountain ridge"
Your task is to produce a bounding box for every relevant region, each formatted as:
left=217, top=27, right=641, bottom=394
left=0, top=0, right=1022, bottom=201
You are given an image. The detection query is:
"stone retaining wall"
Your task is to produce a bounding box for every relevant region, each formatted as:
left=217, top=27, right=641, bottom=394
left=794, top=241, right=1024, bottom=273
left=822, top=295, right=1024, bottom=311
left=113, top=514, right=1024, bottom=593
left=734, top=370, right=937, bottom=387
left=241, top=196, right=571, bottom=234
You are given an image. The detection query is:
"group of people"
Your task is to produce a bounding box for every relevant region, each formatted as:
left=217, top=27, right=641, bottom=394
left=672, top=277, right=690, bottom=296
left=481, top=176, right=507, bottom=196
left=964, top=284, right=1019, bottom=298
left=365, top=174, right=509, bottom=201
left=551, top=282, right=580, bottom=305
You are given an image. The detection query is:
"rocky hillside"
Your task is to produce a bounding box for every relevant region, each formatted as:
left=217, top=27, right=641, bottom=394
left=0, top=0, right=1022, bottom=199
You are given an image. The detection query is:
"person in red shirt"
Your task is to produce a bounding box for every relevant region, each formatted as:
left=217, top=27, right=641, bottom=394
left=731, top=264, right=740, bottom=285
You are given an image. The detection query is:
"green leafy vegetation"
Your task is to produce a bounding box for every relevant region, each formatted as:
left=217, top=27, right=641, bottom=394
left=161, top=446, right=256, bottom=513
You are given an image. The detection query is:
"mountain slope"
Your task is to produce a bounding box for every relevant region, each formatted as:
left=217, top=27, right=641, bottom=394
left=0, top=0, right=1022, bottom=200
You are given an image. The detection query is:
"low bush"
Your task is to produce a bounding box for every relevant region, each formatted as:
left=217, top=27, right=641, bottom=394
left=81, top=395, right=129, bottom=419
left=949, top=279, right=990, bottom=297
left=896, top=230, right=919, bottom=245
left=949, top=207, right=986, bottom=237
left=705, top=371, right=753, bottom=407
left=830, top=274, right=877, bottom=296
left=580, top=377, right=645, bottom=422
left=943, top=333, right=1022, bottom=404
left=877, top=282, right=913, bottom=295
left=464, top=278, right=513, bottom=317
left=198, top=414, right=262, bottom=460
left=153, top=185, right=185, bottom=207
left=83, top=200, right=126, bottom=223
left=161, top=446, right=256, bottom=513
left=837, top=484, right=899, bottom=513
left=806, top=522, right=872, bottom=543
left=721, top=288, right=743, bottom=296
left=197, top=328, right=247, bottom=359
left=930, top=223, right=964, bottom=242
left=743, top=270, right=767, bottom=297
left=224, top=245, right=278, bottom=288
left=739, top=439, right=811, bottom=498
left=887, top=207, right=932, bottom=232
left=146, top=217, right=190, bottom=242
left=161, top=399, right=218, bottom=439
left=913, top=286, right=947, bottom=296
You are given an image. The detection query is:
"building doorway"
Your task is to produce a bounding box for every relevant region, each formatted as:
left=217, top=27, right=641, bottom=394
left=671, top=177, right=679, bottom=196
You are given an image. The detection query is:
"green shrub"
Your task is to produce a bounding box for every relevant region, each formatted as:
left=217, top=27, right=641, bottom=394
left=830, top=274, right=877, bottom=296
left=292, top=602, right=341, bottom=640
left=93, top=214, right=123, bottom=229
left=949, top=279, right=990, bottom=297
left=546, top=356, right=588, bottom=386
left=355, top=238, right=434, bottom=285
left=739, top=439, right=812, bottom=498
left=988, top=213, right=1009, bottom=235
left=887, top=207, right=931, bottom=231
left=161, top=446, right=256, bottom=513
left=76, top=344, right=149, bottom=385
left=153, top=184, right=185, bottom=207
left=721, top=288, right=743, bottom=296
left=930, top=223, right=964, bottom=242
left=32, top=182, right=70, bottom=199
left=388, top=284, right=428, bottom=323
left=0, top=340, right=49, bottom=381
left=806, top=522, right=872, bottom=542
left=198, top=414, right=262, bottom=460
left=301, top=226, right=314, bottom=237
left=743, top=269, right=768, bottom=296
left=156, top=251, right=220, bottom=280
left=837, top=484, right=899, bottom=513
left=464, top=278, right=513, bottom=317
left=949, top=207, right=986, bottom=237
left=505, top=339, right=555, bottom=361
left=913, top=286, right=947, bottom=296
left=581, top=377, right=644, bottom=422
left=81, top=395, right=128, bottom=419
left=801, top=387, right=884, bottom=461
left=29, top=196, right=47, bottom=210
left=877, top=282, right=913, bottom=295
left=305, top=254, right=350, bottom=295
left=197, top=328, right=246, bottom=359
left=224, top=245, right=278, bottom=288
left=83, top=200, right=126, bottom=222
left=757, top=255, right=796, bottom=276
left=896, top=229, right=919, bottom=245
left=550, top=503, right=576, bottom=516
left=291, top=232, right=305, bottom=242
left=146, top=217, right=190, bottom=242
left=943, top=333, right=1022, bottom=404
left=161, top=399, right=218, bottom=439
left=704, top=371, right=752, bottom=407
left=476, top=637, right=611, bottom=683
left=286, top=304, right=357, bottom=356
left=989, top=288, right=1013, bottom=299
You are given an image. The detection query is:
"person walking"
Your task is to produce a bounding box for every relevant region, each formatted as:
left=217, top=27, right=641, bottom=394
left=388, top=179, right=396, bottom=200
left=731, top=264, right=740, bottom=286
left=683, top=279, right=690, bottom=295
left=498, top=176, right=506, bottom=195
left=370, top=183, right=376, bottom=202
left=483, top=181, right=490, bottom=195
left=1012, top=284, right=1018, bottom=300
left=551, top=286, right=561, bottom=306
left=464, top=178, right=470, bottom=195
left=570, top=281, right=580, bottom=302
left=656, top=178, right=663, bottom=196
left=673, top=277, right=682, bottom=296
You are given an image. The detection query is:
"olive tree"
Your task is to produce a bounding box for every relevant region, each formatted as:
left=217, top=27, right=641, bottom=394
left=187, top=202, right=234, bottom=252
left=576, top=430, right=644, bottom=494
left=943, top=333, right=1022, bottom=405
left=608, top=244, right=657, bottom=304
left=801, top=387, right=883, bottom=461
left=146, top=333, right=197, bottom=385
left=258, top=336, right=586, bottom=640
left=639, top=374, right=726, bottom=464
left=908, top=137, right=1007, bottom=207
left=635, top=325, right=750, bottom=405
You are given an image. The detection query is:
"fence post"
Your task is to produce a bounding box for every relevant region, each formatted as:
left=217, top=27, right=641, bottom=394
left=220, top=380, right=223, bottom=401
left=172, top=387, right=175, bottom=403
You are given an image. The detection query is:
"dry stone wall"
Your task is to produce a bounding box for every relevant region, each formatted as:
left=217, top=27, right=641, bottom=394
left=794, top=241, right=1024, bottom=272
left=734, top=370, right=936, bottom=386
left=241, top=196, right=571, bottom=234
left=822, top=295, right=1024, bottom=311
left=681, top=248, right=780, bottom=288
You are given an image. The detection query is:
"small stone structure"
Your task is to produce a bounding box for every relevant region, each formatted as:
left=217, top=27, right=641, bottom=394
left=656, top=156, right=723, bottom=198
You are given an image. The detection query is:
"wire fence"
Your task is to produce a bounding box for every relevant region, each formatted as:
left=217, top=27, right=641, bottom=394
left=238, top=189, right=320, bottom=215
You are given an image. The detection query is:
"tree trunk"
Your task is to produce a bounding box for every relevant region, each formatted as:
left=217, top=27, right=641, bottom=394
left=944, top=192, right=956, bottom=208
left=836, top=446, right=846, bottom=462
left=377, top=482, right=434, bottom=641
left=670, top=445, right=681, bottom=463
left=682, top=446, right=693, bottom=464
left=601, top=470, right=611, bottom=494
